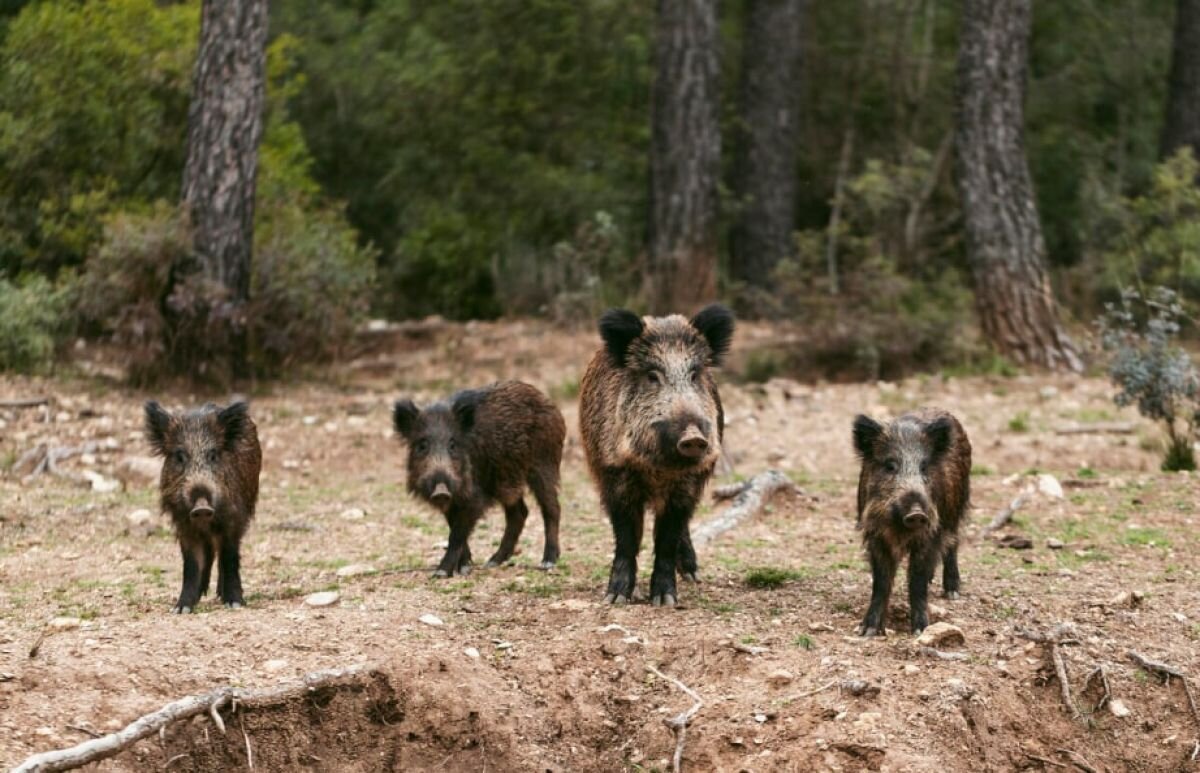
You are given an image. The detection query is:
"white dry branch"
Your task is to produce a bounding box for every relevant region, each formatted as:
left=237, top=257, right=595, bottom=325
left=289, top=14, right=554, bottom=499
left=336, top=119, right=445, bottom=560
left=0, top=397, right=49, bottom=409
left=12, top=441, right=111, bottom=484
left=12, top=664, right=374, bottom=773
left=646, top=664, right=703, bottom=773
left=694, top=470, right=800, bottom=546
left=979, top=484, right=1035, bottom=540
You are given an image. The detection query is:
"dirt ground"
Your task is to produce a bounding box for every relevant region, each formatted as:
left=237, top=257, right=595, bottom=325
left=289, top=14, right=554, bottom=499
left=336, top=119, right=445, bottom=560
left=2, top=319, right=1199, bottom=772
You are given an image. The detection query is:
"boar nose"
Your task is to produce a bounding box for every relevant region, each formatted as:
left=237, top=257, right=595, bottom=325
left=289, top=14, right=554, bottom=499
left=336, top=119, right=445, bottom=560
left=677, top=425, right=709, bottom=458
left=903, top=508, right=930, bottom=528
left=430, top=482, right=452, bottom=507
left=190, top=495, right=214, bottom=518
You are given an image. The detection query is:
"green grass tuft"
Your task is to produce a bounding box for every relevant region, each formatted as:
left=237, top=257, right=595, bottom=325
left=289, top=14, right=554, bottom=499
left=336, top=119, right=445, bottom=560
left=744, top=566, right=808, bottom=589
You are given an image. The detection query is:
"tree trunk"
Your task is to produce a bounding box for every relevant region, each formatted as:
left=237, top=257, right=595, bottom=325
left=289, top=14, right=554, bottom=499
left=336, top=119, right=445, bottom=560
left=171, top=0, right=268, bottom=382
left=730, top=0, right=806, bottom=292
left=954, top=0, right=1082, bottom=372
left=646, top=0, right=721, bottom=313
left=1161, top=0, right=1200, bottom=163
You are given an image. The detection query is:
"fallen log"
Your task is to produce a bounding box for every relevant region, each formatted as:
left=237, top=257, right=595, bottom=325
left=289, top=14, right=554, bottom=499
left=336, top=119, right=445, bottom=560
left=12, top=664, right=375, bottom=773
left=0, top=397, right=49, bottom=409
left=1053, top=422, right=1136, bottom=436
left=694, top=470, right=799, bottom=546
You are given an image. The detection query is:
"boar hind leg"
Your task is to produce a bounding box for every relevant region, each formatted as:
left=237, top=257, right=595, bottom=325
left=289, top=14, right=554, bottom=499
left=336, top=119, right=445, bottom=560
left=941, top=544, right=961, bottom=600
left=649, top=487, right=697, bottom=607
left=434, top=507, right=477, bottom=578
left=486, top=498, right=528, bottom=568
left=601, top=471, right=645, bottom=604
left=173, top=542, right=205, bottom=614
left=676, top=526, right=699, bottom=582
left=907, top=548, right=938, bottom=633
left=859, top=541, right=897, bottom=637
left=528, top=469, right=562, bottom=570
left=217, top=538, right=245, bottom=608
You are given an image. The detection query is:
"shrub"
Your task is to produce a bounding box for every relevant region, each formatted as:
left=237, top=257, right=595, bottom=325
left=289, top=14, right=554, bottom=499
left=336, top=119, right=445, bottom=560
left=1097, top=286, right=1198, bottom=471
left=0, top=275, right=73, bottom=372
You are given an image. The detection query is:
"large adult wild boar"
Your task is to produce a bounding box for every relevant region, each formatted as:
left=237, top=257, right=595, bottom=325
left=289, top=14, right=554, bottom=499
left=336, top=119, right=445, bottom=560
left=579, top=304, right=734, bottom=606
left=144, top=401, right=262, bottom=613
left=852, top=409, right=971, bottom=635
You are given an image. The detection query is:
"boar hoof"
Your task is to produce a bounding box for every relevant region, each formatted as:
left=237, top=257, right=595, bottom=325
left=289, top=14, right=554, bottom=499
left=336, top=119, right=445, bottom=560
left=455, top=564, right=473, bottom=577
left=650, top=593, right=677, bottom=608
left=679, top=571, right=699, bottom=583
left=432, top=569, right=450, bottom=579
left=602, top=592, right=631, bottom=605
left=225, top=601, right=243, bottom=610
left=484, top=558, right=505, bottom=569
left=172, top=605, right=193, bottom=614
left=944, top=590, right=960, bottom=601
left=857, top=625, right=884, bottom=638
left=537, top=560, right=557, bottom=571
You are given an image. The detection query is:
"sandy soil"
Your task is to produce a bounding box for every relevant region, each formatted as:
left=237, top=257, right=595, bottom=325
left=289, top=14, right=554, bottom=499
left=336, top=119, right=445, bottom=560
left=1, top=319, right=1198, bottom=772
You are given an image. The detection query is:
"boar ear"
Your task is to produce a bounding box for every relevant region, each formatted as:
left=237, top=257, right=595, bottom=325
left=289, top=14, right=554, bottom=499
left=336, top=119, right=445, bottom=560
left=852, top=414, right=884, bottom=460
left=925, top=415, right=954, bottom=460
left=217, top=402, right=251, bottom=451
left=690, top=304, right=735, bottom=365
left=452, top=390, right=484, bottom=432
left=598, top=308, right=644, bottom=367
left=393, top=400, right=419, bottom=439
left=144, top=400, right=172, bottom=456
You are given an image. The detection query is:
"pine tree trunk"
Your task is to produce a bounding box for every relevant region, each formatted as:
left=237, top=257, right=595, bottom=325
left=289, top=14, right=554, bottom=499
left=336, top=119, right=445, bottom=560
left=172, top=0, right=268, bottom=381
left=730, top=0, right=806, bottom=293
left=954, top=0, right=1082, bottom=372
left=1162, top=0, right=1200, bottom=163
left=646, top=0, right=721, bottom=313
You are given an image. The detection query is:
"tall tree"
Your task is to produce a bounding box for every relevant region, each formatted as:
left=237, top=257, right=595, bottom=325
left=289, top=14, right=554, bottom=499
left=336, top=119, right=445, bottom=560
left=172, top=0, right=268, bottom=380
left=1162, top=0, right=1200, bottom=163
left=730, top=0, right=806, bottom=292
left=646, top=0, right=721, bottom=313
left=955, top=0, right=1082, bottom=371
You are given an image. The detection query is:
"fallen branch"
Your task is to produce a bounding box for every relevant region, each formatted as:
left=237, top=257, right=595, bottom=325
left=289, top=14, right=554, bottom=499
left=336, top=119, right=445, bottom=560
left=729, top=642, right=768, bottom=656
left=13, top=441, right=109, bottom=483
left=1055, top=748, right=1099, bottom=773
left=979, top=485, right=1034, bottom=540
left=1053, top=422, right=1135, bottom=436
left=1127, top=651, right=1200, bottom=739
left=1018, top=625, right=1082, bottom=721
left=646, top=664, right=703, bottom=773
left=0, top=397, right=49, bottom=409
left=12, top=664, right=374, bottom=773
left=1024, top=752, right=1067, bottom=768
left=694, top=470, right=799, bottom=546
left=917, top=646, right=969, bottom=662
left=791, top=679, right=838, bottom=700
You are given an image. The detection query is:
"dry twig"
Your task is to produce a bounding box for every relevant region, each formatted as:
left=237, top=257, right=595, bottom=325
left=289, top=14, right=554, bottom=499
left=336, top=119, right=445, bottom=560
left=0, top=397, right=49, bottom=409
left=1018, top=626, right=1082, bottom=721
left=1127, top=651, right=1200, bottom=745
left=694, top=470, right=799, bottom=546
left=12, top=664, right=374, bottom=773
left=646, top=664, right=703, bottom=773
left=1053, top=422, right=1135, bottom=436
left=979, top=485, right=1034, bottom=540
left=729, top=642, right=768, bottom=656
left=1081, top=666, right=1112, bottom=713
left=1055, top=748, right=1099, bottom=773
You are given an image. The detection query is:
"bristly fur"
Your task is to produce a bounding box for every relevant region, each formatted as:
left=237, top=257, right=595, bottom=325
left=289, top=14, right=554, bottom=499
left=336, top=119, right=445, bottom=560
left=852, top=408, right=971, bottom=636
left=579, top=304, right=734, bottom=606
left=392, top=381, right=566, bottom=577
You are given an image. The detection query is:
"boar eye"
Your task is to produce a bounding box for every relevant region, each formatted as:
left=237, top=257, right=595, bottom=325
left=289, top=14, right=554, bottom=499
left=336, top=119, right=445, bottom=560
left=413, top=439, right=430, bottom=454
left=645, top=370, right=663, bottom=386
left=172, top=449, right=188, bottom=465
left=690, top=367, right=702, bottom=384
left=448, top=438, right=458, bottom=453
left=883, top=459, right=899, bottom=474
left=206, top=448, right=219, bottom=464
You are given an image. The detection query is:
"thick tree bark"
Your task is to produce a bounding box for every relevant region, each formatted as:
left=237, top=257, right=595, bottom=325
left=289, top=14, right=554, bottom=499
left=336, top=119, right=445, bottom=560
left=730, top=0, right=806, bottom=291
left=171, top=0, right=268, bottom=381
left=646, top=0, right=721, bottom=313
left=954, top=0, right=1082, bottom=372
left=1162, top=0, right=1200, bottom=163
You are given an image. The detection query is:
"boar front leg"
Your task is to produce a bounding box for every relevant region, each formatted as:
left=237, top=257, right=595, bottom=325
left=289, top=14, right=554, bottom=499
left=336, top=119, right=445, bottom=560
left=941, top=544, right=961, bottom=600
left=217, top=536, right=246, bottom=608
left=907, top=547, right=938, bottom=633
left=650, top=485, right=698, bottom=607
left=601, top=469, right=645, bottom=604
left=434, top=506, right=477, bottom=578
left=858, top=540, right=897, bottom=637
left=173, top=541, right=206, bottom=614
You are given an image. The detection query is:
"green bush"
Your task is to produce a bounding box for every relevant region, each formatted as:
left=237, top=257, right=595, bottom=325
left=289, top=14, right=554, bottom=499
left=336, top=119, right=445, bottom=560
left=0, top=275, right=73, bottom=372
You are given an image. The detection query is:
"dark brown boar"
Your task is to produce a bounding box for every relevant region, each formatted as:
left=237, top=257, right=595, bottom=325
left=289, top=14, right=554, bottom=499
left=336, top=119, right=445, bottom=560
left=852, top=409, right=971, bottom=635
left=144, top=401, right=262, bottom=613
left=393, top=380, right=566, bottom=577
left=579, top=304, right=734, bottom=606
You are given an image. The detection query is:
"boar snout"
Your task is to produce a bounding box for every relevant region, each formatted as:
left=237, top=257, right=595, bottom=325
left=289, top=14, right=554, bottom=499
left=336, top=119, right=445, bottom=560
left=677, top=424, right=709, bottom=458
left=430, top=481, right=452, bottom=508
left=894, top=492, right=932, bottom=529
left=187, top=486, right=215, bottom=518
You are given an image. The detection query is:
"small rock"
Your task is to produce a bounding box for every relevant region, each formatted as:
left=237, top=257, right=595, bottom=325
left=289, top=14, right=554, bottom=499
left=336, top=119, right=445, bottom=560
left=126, top=509, right=154, bottom=527
left=304, top=591, right=340, bottom=608
left=79, top=452, right=97, bottom=466
left=753, top=712, right=768, bottom=723
left=339, top=507, right=366, bottom=520
left=915, top=622, right=966, bottom=648
left=808, top=622, right=835, bottom=632
left=336, top=564, right=374, bottom=578
left=495, top=641, right=514, bottom=650
left=548, top=599, right=592, bottom=611
left=1104, top=590, right=1144, bottom=608
left=263, top=659, right=289, bottom=673
left=1109, top=699, right=1131, bottom=718
left=419, top=613, right=444, bottom=627
left=1037, top=473, right=1064, bottom=499
left=840, top=679, right=880, bottom=698
left=1038, top=386, right=1059, bottom=400
left=1171, top=612, right=1188, bottom=624
left=55, top=411, right=71, bottom=423
left=302, top=416, right=318, bottom=426
left=852, top=712, right=881, bottom=732
left=464, top=647, right=481, bottom=659
left=903, top=664, right=921, bottom=675
left=946, top=678, right=974, bottom=698
left=1058, top=568, right=1074, bottom=577
left=998, top=534, right=1033, bottom=550
left=927, top=602, right=948, bottom=619
left=49, top=617, right=82, bottom=630
left=81, top=470, right=119, bottom=493
left=35, top=726, right=57, bottom=737
left=767, top=670, right=794, bottom=687
left=1046, top=538, right=1064, bottom=550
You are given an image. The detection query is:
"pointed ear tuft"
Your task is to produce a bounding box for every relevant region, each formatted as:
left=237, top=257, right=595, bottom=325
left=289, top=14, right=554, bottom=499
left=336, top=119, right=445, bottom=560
left=925, top=415, right=954, bottom=460
left=144, top=400, right=172, bottom=456
left=217, top=402, right=251, bottom=451
left=452, top=390, right=484, bottom=432
left=690, top=304, right=735, bottom=365
left=598, top=308, right=644, bottom=367
left=852, top=414, right=884, bottom=460
left=393, top=400, right=419, bottom=439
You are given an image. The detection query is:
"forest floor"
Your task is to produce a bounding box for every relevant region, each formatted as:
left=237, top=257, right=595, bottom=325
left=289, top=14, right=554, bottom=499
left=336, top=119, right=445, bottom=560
left=1, top=319, right=1199, bottom=772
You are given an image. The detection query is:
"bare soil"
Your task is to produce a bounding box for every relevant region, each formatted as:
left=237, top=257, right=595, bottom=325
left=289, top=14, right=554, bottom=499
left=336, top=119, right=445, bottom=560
left=1, top=319, right=1198, bottom=772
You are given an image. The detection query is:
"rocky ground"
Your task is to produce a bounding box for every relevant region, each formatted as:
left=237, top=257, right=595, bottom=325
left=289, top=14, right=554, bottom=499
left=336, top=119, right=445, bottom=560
left=1, top=319, right=1198, bottom=772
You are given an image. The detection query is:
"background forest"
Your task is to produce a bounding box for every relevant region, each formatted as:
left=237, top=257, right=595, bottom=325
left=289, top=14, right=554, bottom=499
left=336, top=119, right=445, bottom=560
left=0, top=0, right=1198, bottom=382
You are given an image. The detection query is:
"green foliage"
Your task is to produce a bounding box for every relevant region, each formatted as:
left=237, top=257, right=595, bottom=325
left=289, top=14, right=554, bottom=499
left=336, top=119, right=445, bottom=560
left=0, top=274, right=72, bottom=371
left=744, top=567, right=807, bottom=589
left=1007, top=412, right=1031, bottom=433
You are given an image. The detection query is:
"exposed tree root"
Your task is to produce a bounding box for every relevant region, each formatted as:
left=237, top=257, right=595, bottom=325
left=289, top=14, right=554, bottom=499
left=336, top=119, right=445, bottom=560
left=12, top=664, right=375, bottom=773
left=695, top=470, right=799, bottom=546
left=646, top=664, right=703, bottom=773
left=979, top=485, right=1034, bottom=539
left=1019, top=625, right=1083, bottom=721
left=1128, top=650, right=1200, bottom=754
